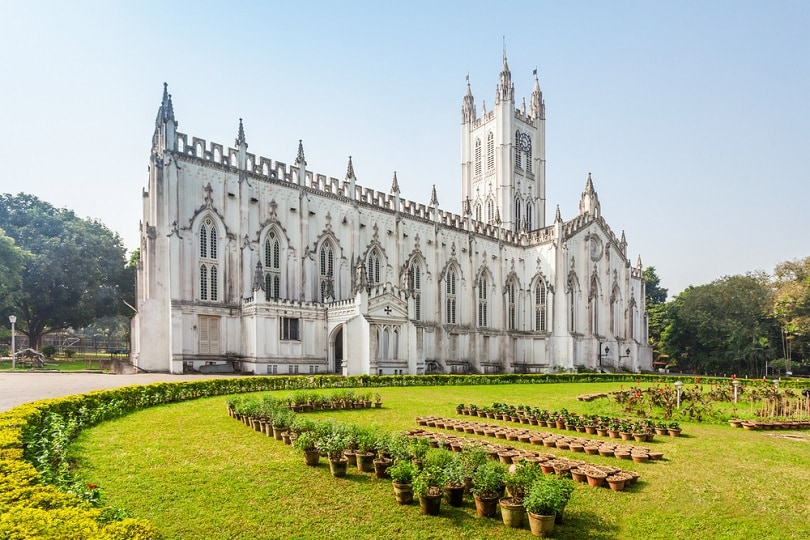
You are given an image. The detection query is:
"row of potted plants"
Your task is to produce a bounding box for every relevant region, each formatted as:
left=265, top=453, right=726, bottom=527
left=406, top=428, right=643, bottom=491
left=457, top=402, right=684, bottom=438
left=731, top=419, right=810, bottom=430
left=283, top=389, right=383, bottom=411
left=421, top=417, right=665, bottom=462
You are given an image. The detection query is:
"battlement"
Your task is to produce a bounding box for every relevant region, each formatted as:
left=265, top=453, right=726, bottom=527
left=171, top=129, right=558, bottom=247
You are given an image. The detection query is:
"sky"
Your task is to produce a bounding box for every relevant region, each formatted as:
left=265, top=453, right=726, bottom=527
left=1, top=1, right=808, bottom=297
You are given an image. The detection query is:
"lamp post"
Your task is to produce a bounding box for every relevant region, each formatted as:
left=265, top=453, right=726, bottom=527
left=732, top=379, right=741, bottom=404
left=674, top=381, right=684, bottom=409
left=9, top=316, right=16, bottom=370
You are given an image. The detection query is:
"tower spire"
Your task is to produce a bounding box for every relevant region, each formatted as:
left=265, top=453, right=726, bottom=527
left=578, top=173, right=601, bottom=218
left=497, top=43, right=514, bottom=104
left=462, top=74, right=476, bottom=123
left=531, top=70, right=544, bottom=120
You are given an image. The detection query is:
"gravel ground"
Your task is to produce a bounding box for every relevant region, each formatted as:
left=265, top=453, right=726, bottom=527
left=0, top=372, right=235, bottom=412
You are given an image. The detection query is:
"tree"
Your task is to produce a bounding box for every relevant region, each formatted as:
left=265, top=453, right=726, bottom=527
left=0, top=228, right=28, bottom=317
left=0, top=194, right=131, bottom=349
left=642, top=266, right=669, bottom=368
left=770, top=257, right=810, bottom=365
left=660, top=273, right=779, bottom=376
left=642, top=266, right=668, bottom=305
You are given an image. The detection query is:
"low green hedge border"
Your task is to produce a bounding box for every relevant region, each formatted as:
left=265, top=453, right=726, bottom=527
left=0, top=372, right=803, bottom=538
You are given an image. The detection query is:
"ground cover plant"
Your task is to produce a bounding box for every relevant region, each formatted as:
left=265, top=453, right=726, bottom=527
left=69, top=381, right=810, bottom=539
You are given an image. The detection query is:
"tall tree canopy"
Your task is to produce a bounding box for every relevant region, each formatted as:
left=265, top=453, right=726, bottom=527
left=0, top=193, right=132, bottom=349
left=771, top=256, right=810, bottom=364
left=660, top=273, right=780, bottom=375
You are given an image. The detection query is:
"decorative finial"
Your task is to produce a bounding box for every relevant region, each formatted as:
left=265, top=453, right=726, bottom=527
left=554, top=205, right=562, bottom=223
left=391, top=171, right=400, bottom=194
left=236, top=118, right=247, bottom=147
left=253, top=261, right=264, bottom=291
left=429, top=185, right=439, bottom=207
left=295, top=140, right=306, bottom=167
left=345, top=155, right=355, bottom=179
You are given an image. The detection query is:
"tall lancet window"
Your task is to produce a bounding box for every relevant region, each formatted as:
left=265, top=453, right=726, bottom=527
left=515, top=131, right=522, bottom=169
left=409, top=264, right=422, bottom=321
left=264, top=231, right=281, bottom=300
left=507, top=279, right=517, bottom=330
left=526, top=202, right=533, bottom=231
left=535, top=280, right=547, bottom=332
left=474, top=138, right=482, bottom=176
left=445, top=269, right=457, bottom=324
left=486, top=132, right=494, bottom=170
left=199, top=217, right=219, bottom=301
left=367, top=250, right=381, bottom=285
left=319, top=241, right=334, bottom=302
left=477, top=275, right=488, bottom=327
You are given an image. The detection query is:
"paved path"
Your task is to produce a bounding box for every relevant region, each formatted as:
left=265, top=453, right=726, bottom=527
left=0, top=372, right=234, bottom=412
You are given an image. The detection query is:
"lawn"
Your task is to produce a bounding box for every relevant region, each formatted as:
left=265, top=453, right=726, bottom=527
left=71, top=382, right=810, bottom=539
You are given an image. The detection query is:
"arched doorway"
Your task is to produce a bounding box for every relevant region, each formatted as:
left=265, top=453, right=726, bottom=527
left=333, top=326, right=343, bottom=374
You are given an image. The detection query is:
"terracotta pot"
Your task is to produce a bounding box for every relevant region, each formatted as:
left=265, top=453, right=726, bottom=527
left=499, top=497, right=525, bottom=528
left=329, top=457, right=349, bottom=478
left=606, top=475, right=626, bottom=491
left=586, top=471, right=607, bottom=487
left=444, top=484, right=465, bottom=507
left=527, top=512, right=556, bottom=537
left=303, top=449, right=320, bottom=466
left=374, top=458, right=392, bottom=478
left=473, top=493, right=499, bottom=518
left=357, top=452, right=376, bottom=473
left=419, top=493, right=442, bottom=516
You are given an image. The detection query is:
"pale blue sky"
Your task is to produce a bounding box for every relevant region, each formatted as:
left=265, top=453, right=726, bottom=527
left=1, top=1, right=807, bottom=296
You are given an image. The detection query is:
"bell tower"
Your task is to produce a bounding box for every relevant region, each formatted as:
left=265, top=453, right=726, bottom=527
left=461, top=54, right=546, bottom=231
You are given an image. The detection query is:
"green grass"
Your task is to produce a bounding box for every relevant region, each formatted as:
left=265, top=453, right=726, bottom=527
left=0, top=356, right=110, bottom=371
left=71, top=383, right=810, bottom=539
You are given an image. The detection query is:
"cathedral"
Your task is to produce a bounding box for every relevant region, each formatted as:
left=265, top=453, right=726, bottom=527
left=131, top=56, right=652, bottom=375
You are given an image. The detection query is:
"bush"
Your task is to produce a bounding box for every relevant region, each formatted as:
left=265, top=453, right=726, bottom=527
left=41, top=345, right=57, bottom=359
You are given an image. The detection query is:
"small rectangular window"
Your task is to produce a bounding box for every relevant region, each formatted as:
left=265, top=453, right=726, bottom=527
left=280, top=317, right=301, bottom=340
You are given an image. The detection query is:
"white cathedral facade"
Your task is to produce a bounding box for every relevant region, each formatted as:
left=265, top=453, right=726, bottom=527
left=131, top=57, right=652, bottom=375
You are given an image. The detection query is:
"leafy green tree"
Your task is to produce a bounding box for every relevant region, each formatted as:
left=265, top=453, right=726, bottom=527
left=770, top=256, right=810, bottom=365
left=660, top=273, right=779, bottom=376
left=0, top=228, right=28, bottom=317
left=642, top=266, right=668, bottom=305
left=642, top=266, right=669, bottom=368
left=0, top=193, right=130, bottom=349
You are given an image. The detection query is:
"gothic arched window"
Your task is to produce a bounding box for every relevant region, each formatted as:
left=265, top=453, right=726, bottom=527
left=367, top=250, right=381, bottom=285
left=515, top=131, right=522, bottom=169
left=319, top=241, right=334, bottom=302
left=486, top=132, right=494, bottom=170
left=478, top=275, right=488, bottom=327
left=526, top=202, right=533, bottom=231
left=264, top=231, right=281, bottom=300
left=409, top=263, right=422, bottom=321
left=535, top=280, right=547, bottom=332
left=474, top=138, right=482, bottom=176
left=507, top=279, right=517, bottom=330
left=446, top=269, right=457, bottom=324
left=199, top=217, right=219, bottom=302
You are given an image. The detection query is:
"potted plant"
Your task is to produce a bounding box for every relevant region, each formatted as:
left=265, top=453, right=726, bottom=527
left=292, top=430, right=320, bottom=466
left=317, top=424, right=350, bottom=477
left=668, top=421, right=682, bottom=437
left=373, top=431, right=393, bottom=479
left=374, top=392, right=383, bottom=408
left=410, top=437, right=430, bottom=469
left=354, top=426, right=378, bottom=473
left=413, top=465, right=445, bottom=516
left=471, top=460, right=505, bottom=518
left=552, top=476, right=574, bottom=524
left=443, top=459, right=466, bottom=507
left=388, top=459, right=417, bottom=505
left=524, top=477, right=565, bottom=538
